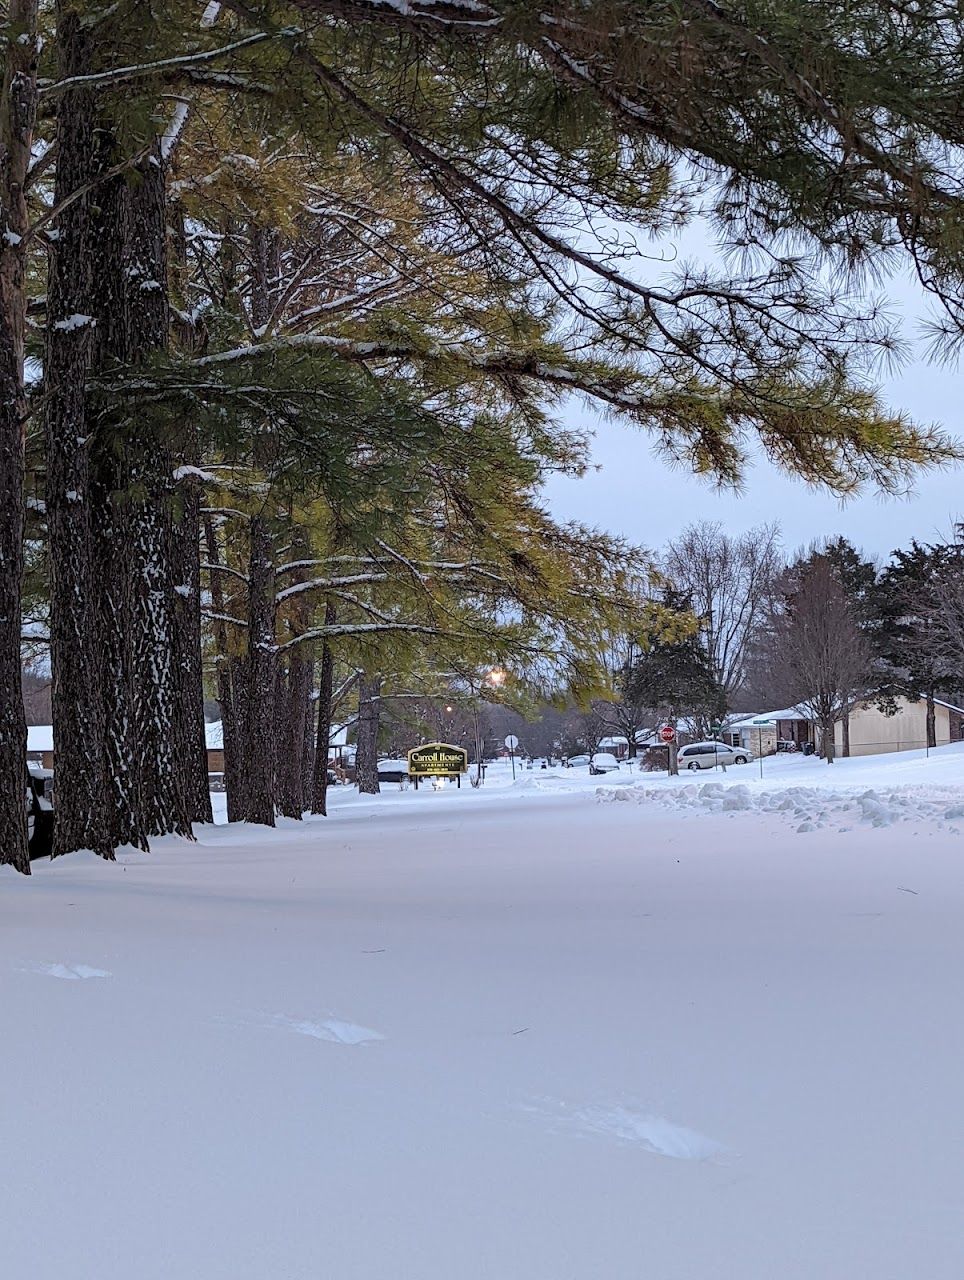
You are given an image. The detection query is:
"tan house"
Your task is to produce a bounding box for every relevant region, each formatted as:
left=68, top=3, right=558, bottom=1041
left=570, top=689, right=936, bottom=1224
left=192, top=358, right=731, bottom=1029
left=833, top=697, right=964, bottom=757
left=730, top=697, right=964, bottom=758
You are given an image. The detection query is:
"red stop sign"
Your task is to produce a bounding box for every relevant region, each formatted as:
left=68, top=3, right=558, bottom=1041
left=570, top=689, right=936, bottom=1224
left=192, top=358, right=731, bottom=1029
left=659, top=725, right=676, bottom=744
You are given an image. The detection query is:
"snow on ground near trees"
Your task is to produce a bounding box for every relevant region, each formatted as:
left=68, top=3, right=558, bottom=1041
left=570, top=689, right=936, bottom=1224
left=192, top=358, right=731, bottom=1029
left=4, top=746, right=964, bottom=1278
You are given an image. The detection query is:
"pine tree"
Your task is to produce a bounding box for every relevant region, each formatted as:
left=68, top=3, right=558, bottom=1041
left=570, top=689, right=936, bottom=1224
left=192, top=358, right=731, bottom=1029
left=0, top=0, right=38, bottom=874
left=875, top=542, right=956, bottom=750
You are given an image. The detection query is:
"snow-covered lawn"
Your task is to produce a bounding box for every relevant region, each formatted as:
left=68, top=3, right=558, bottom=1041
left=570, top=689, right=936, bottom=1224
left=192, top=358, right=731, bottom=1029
left=5, top=747, right=964, bottom=1278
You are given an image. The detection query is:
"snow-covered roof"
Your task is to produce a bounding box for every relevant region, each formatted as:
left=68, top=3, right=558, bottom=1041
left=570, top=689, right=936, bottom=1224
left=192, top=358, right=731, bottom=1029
left=26, top=724, right=53, bottom=752
left=730, top=697, right=964, bottom=732
left=935, top=698, right=964, bottom=715
left=728, top=708, right=812, bottom=730
left=30, top=717, right=459, bottom=758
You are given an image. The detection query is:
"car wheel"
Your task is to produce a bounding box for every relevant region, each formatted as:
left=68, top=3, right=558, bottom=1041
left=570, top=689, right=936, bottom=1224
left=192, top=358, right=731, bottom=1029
left=687, top=761, right=701, bottom=771
left=734, top=755, right=747, bottom=765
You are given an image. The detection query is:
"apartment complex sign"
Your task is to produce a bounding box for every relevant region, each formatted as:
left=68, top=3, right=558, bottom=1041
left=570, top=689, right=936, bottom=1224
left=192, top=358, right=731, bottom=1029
left=407, top=743, right=468, bottom=781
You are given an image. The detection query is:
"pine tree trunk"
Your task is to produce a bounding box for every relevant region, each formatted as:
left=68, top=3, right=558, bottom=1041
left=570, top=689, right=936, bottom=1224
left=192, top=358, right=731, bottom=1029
left=243, top=515, right=276, bottom=825
left=275, top=537, right=312, bottom=819
left=276, top=650, right=313, bottom=818
left=311, top=601, right=337, bottom=815
left=220, top=653, right=247, bottom=822
left=355, top=673, right=382, bottom=795
left=45, top=7, right=111, bottom=858
left=172, top=468, right=212, bottom=824
left=203, top=514, right=247, bottom=821
left=87, top=155, right=145, bottom=850
left=926, top=689, right=937, bottom=749
left=0, top=0, right=38, bottom=875
left=302, top=666, right=316, bottom=803
left=124, top=146, right=191, bottom=839
left=167, top=208, right=210, bottom=824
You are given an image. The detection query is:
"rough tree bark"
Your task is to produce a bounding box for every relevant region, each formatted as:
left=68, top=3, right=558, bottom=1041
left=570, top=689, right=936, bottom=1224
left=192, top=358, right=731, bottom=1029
left=926, top=689, right=937, bottom=750
left=204, top=515, right=247, bottom=821
left=276, top=650, right=313, bottom=818
left=302, top=666, right=316, bottom=803
left=123, top=143, right=191, bottom=839
left=243, top=515, right=276, bottom=825
left=169, top=210, right=211, bottom=825
left=355, top=673, right=382, bottom=795
left=172, top=467, right=213, bottom=824
left=45, top=5, right=112, bottom=858
left=0, top=0, right=38, bottom=874
left=87, top=144, right=146, bottom=850
left=311, top=601, right=337, bottom=815
left=275, top=540, right=312, bottom=818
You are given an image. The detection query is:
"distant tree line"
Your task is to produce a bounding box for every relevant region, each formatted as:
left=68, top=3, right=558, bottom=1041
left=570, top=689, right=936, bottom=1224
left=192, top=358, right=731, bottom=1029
left=553, top=522, right=964, bottom=768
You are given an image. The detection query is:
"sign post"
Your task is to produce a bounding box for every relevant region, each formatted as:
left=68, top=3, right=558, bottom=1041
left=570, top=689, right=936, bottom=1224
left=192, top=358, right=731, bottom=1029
left=659, top=724, right=677, bottom=776
left=709, top=722, right=724, bottom=770
left=504, top=734, right=519, bottom=780
left=749, top=718, right=774, bottom=779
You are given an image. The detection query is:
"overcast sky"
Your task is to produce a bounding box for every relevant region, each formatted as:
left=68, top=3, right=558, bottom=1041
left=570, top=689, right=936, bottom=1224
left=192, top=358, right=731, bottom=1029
left=541, top=229, right=964, bottom=564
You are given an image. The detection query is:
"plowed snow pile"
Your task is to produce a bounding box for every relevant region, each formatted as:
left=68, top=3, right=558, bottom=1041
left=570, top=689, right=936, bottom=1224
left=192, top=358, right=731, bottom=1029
left=597, top=778, right=964, bottom=831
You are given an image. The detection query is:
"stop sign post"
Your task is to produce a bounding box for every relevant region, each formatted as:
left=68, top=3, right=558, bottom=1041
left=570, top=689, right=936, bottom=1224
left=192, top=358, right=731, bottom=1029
left=659, top=724, right=676, bottom=776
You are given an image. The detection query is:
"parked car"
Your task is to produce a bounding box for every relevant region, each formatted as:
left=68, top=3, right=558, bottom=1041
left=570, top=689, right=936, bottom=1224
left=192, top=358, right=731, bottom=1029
left=564, top=754, right=591, bottom=768
left=589, top=752, right=621, bottom=775
left=677, top=741, right=751, bottom=771
left=26, top=762, right=54, bottom=860
left=376, top=758, right=410, bottom=783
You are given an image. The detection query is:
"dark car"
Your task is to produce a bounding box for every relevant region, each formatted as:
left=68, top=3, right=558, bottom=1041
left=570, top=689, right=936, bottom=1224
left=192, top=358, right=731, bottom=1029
left=26, top=763, right=54, bottom=860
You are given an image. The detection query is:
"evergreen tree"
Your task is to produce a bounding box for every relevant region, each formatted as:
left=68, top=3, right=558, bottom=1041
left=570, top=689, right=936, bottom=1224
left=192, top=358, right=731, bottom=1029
left=624, top=591, right=726, bottom=773
left=875, top=541, right=957, bottom=749
left=0, top=0, right=39, bottom=874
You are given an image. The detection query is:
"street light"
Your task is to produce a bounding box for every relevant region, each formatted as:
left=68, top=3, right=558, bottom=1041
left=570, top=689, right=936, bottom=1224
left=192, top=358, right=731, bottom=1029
left=470, top=668, right=507, bottom=786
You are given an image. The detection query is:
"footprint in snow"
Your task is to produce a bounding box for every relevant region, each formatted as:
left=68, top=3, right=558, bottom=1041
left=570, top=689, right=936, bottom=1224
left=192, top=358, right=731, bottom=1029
left=276, top=1015, right=384, bottom=1045
left=526, top=1099, right=725, bottom=1162
left=27, top=963, right=112, bottom=981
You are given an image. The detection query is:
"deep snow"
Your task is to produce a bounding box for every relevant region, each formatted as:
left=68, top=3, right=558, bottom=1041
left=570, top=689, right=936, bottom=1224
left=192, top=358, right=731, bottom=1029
left=4, top=745, right=964, bottom=1278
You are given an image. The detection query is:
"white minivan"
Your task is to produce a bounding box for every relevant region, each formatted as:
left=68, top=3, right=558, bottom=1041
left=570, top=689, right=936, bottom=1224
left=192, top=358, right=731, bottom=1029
left=677, top=741, right=751, bottom=771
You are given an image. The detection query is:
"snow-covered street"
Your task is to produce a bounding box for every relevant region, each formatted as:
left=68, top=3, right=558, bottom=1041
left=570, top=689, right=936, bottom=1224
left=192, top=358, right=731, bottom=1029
left=5, top=754, right=964, bottom=1279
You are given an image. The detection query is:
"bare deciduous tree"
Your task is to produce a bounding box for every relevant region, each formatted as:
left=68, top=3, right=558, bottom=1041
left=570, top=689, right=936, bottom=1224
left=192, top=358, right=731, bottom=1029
left=762, top=556, right=871, bottom=762
left=663, top=522, right=782, bottom=704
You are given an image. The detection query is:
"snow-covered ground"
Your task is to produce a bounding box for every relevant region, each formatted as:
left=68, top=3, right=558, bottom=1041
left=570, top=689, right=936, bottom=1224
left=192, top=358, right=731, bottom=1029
left=4, top=743, right=964, bottom=1278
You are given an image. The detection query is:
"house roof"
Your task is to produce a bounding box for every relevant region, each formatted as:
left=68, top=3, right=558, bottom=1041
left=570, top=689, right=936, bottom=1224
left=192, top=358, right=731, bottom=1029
left=597, top=734, right=649, bottom=749
left=204, top=720, right=349, bottom=751
left=934, top=698, right=964, bottom=715
left=26, top=724, right=53, bottom=752
left=727, top=708, right=812, bottom=730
